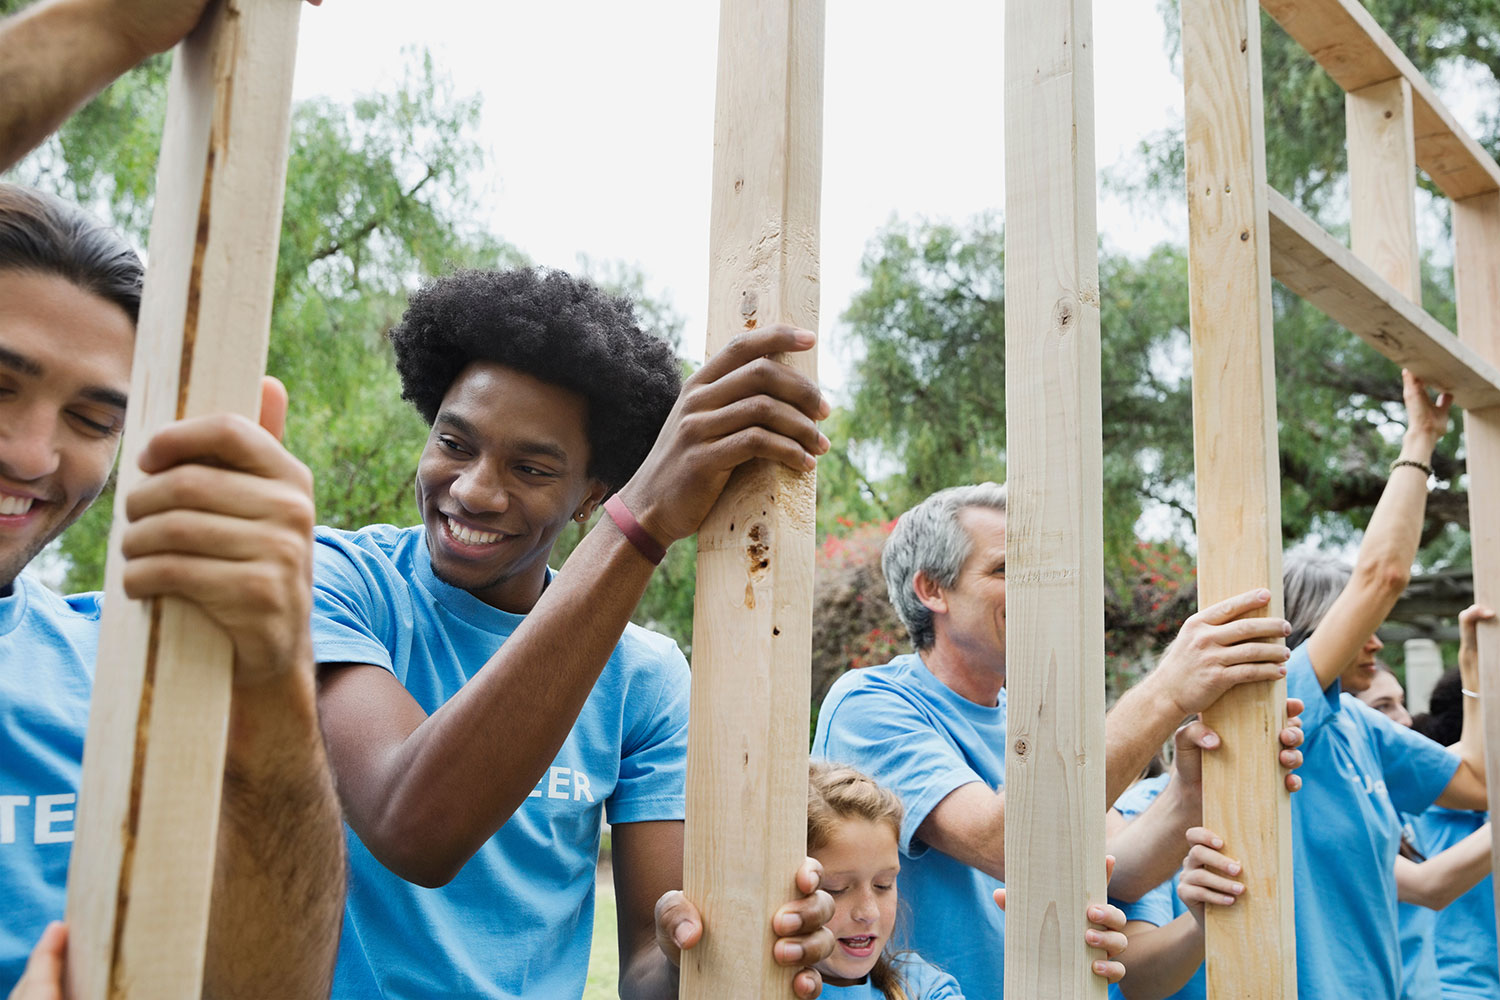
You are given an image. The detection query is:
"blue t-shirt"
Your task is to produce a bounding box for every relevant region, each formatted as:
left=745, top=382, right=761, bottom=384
left=1414, top=806, right=1497, bottom=998
left=818, top=954, right=965, bottom=999
left=0, top=574, right=101, bottom=994
left=1398, top=815, right=1442, bottom=1000
left=1106, top=775, right=1203, bottom=1000
left=311, top=524, right=691, bottom=1000
left=813, top=653, right=1007, bottom=997
left=1287, top=643, right=1460, bottom=1000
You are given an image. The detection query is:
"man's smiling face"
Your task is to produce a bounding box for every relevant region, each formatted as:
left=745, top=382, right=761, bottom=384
left=0, top=270, right=132, bottom=592
left=415, top=361, right=606, bottom=613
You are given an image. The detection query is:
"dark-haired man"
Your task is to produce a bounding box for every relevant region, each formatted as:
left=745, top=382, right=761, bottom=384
left=311, top=267, right=835, bottom=998
left=0, top=184, right=344, bottom=1000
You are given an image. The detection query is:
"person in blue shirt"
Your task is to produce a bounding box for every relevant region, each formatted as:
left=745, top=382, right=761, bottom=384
left=0, top=184, right=344, bottom=997
left=814, top=481, right=1305, bottom=996
left=806, top=760, right=1129, bottom=999
left=309, top=267, right=837, bottom=999
left=1358, top=645, right=1498, bottom=1000
left=1278, top=370, right=1493, bottom=999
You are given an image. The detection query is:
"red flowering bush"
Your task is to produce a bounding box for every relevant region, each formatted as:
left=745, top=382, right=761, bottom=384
left=811, top=518, right=907, bottom=711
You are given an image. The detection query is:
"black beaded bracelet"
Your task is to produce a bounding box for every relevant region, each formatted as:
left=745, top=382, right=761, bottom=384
left=1389, top=458, right=1433, bottom=477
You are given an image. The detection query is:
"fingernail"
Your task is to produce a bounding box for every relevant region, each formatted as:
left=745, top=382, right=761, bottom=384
left=1258, top=589, right=1271, bottom=600
left=817, top=433, right=831, bottom=453
left=1279, top=666, right=1288, bottom=676
left=1094, top=961, right=1107, bottom=974
left=1233, top=883, right=1244, bottom=893
left=779, top=943, right=804, bottom=963
left=1203, top=734, right=1219, bottom=748
left=1228, top=863, right=1240, bottom=875
left=674, top=925, right=692, bottom=948
left=1282, top=622, right=1292, bottom=635
left=779, top=913, right=802, bottom=933
left=803, top=452, right=817, bottom=471
left=818, top=398, right=832, bottom=418
left=1211, top=837, right=1223, bottom=848
left=1086, top=931, right=1101, bottom=945
left=1088, top=906, right=1102, bottom=920
left=795, top=329, right=815, bottom=346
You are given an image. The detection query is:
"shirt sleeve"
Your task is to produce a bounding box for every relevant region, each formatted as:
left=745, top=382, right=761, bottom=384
left=310, top=530, right=398, bottom=673
left=607, top=641, right=691, bottom=825
left=816, top=681, right=987, bottom=857
left=1286, top=642, right=1341, bottom=743
left=1114, top=879, right=1174, bottom=928
left=1360, top=699, right=1461, bottom=816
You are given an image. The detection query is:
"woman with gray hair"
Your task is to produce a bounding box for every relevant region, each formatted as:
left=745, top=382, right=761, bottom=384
left=1281, top=370, right=1492, bottom=1000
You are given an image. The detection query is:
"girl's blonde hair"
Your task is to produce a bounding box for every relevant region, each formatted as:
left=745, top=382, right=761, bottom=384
left=808, top=761, right=910, bottom=1000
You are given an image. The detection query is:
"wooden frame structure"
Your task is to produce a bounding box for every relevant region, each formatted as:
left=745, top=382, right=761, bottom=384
left=63, top=1, right=301, bottom=996
left=1181, top=0, right=1500, bottom=986
left=680, top=0, right=824, bottom=995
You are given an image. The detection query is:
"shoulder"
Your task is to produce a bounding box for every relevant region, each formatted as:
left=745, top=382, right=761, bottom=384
left=21, top=574, right=103, bottom=625
left=1114, top=772, right=1170, bottom=818
left=617, top=621, right=690, bottom=674
left=822, top=655, right=928, bottom=712
left=314, top=524, right=421, bottom=588
left=891, top=953, right=965, bottom=998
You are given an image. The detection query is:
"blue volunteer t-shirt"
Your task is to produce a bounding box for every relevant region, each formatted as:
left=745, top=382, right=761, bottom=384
left=818, top=953, right=965, bottom=999
left=311, top=525, right=691, bottom=1000
left=1106, top=774, right=1203, bottom=1000
left=0, top=574, right=100, bottom=994
left=1414, top=806, right=1497, bottom=999
left=1287, top=642, right=1459, bottom=999
left=1397, top=815, right=1441, bottom=1000
left=814, top=653, right=1007, bottom=997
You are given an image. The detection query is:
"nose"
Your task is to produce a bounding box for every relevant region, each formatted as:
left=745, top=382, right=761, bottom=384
left=448, top=458, right=509, bottom=515
left=850, top=889, right=878, bottom=924
left=1367, top=633, right=1385, bottom=653
left=0, top=404, right=62, bottom=482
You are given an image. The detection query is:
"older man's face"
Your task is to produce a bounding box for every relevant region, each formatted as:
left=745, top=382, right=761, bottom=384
left=933, top=506, right=1007, bottom=668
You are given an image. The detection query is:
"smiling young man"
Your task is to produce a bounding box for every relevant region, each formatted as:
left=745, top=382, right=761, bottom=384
left=310, top=267, right=835, bottom=999
left=0, top=183, right=344, bottom=999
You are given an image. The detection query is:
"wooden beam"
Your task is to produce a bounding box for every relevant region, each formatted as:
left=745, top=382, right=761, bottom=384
left=679, top=0, right=823, bottom=995
left=63, top=2, right=301, bottom=997
left=1266, top=188, right=1500, bottom=409
left=1347, top=76, right=1421, bottom=301
left=1452, top=190, right=1500, bottom=945
left=1180, top=0, right=1298, bottom=994
left=1259, top=0, right=1500, bottom=201
left=1001, top=0, right=1107, bottom=996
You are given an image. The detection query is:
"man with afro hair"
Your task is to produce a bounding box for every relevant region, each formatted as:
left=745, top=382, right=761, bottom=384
left=310, top=266, right=837, bottom=999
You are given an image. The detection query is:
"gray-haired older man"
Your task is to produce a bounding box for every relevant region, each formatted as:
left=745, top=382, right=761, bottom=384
left=812, top=482, right=1302, bottom=995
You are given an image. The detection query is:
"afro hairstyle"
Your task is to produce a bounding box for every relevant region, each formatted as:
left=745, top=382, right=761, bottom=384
left=388, top=267, right=682, bottom=492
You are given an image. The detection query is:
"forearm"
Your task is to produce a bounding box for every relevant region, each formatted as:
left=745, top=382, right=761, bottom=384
left=1115, top=916, right=1204, bottom=1000
left=1104, top=677, right=1182, bottom=807
left=1396, top=826, right=1493, bottom=909
left=1105, top=782, right=1199, bottom=902
left=619, top=947, right=678, bottom=1000
left=0, top=0, right=140, bottom=170
left=349, top=522, right=659, bottom=882
left=205, top=666, right=344, bottom=1000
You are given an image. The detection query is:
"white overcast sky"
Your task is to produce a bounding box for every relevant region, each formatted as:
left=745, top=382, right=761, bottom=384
left=291, top=1, right=1188, bottom=391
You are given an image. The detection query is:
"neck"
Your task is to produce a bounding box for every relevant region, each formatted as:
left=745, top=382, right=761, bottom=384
left=919, top=640, right=1004, bottom=707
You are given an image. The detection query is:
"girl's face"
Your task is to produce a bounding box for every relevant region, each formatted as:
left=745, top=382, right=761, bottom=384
left=812, top=817, right=901, bottom=986
left=1357, top=669, right=1413, bottom=728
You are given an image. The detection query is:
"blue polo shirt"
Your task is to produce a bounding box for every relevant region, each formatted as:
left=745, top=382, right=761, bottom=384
left=311, top=524, right=691, bottom=999
left=814, top=653, right=1007, bottom=997
left=1415, top=806, right=1496, bottom=998
left=1287, top=642, right=1459, bottom=999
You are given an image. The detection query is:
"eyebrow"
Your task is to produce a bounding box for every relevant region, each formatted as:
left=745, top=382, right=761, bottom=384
left=0, top=345, right=128, bottom=410
left=435, top=412, right=570, bottom=463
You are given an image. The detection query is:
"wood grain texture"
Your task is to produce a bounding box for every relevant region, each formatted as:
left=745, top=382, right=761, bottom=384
left=1260, top=0, right=1500, bottom=200
left=679, top=0, right=823, bottom=995
left=1001, top=0, right=1107, bottom=996
left=1181, top=0, right=1298, bottom=993
left=63, top=2, right=301, bottom=997
left=1452, top=191, right=1500, bottom=942
left=1266, top=188, right=1500, bottom=409
left=1347, top=76, right=1421, bottom=301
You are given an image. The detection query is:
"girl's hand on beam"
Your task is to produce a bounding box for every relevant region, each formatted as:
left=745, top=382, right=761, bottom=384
left=1178, top=827, right=1243, bottom=930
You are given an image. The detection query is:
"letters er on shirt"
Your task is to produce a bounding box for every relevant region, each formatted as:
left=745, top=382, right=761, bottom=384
left=527, top=766, right=596, bottom=803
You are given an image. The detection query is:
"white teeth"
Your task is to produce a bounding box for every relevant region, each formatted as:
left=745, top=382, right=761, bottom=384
left=0, top=494, right=34, bottom=515
left=447, top=517, right=500, bottom=546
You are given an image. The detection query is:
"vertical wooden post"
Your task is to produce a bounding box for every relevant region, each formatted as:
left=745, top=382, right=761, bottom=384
left=680, top=0, right=823, bottom=995
left=1180, top=0, right=1298, bottom=994
left=63, top=2, right=301, bottom=997
left=1002, top=0, right=1107, bottom=995
left=1452, top=190, right=1500, bottom=935
left=1347, top=76, right=1421, bottom=300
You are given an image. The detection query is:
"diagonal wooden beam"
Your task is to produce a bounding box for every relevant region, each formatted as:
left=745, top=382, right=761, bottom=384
left=1002, top=0, right=1107, bottom=995
left=1181, top=0, right=1298, bottom=994
left=1266, top=188, right=1500, bottom=410
left=679, top=0, right=823, bottom=995
left=63, top=1, right=301, bottom=997
left=1259, top=0, right=1500, bottom=201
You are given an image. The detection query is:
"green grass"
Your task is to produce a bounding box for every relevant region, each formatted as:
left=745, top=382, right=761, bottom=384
left=584, top=873, right=620, bottom=999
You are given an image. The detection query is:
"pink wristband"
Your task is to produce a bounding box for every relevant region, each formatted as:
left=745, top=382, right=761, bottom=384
left=604, top=495, right=667, bottom=565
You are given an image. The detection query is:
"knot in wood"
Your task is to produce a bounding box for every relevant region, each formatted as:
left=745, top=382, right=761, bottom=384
left=745, top=521, right=771, bottom=579
left=1013, top=737, right=1031, bottom=760
left=1053, top=299, right=1074, bottom=329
